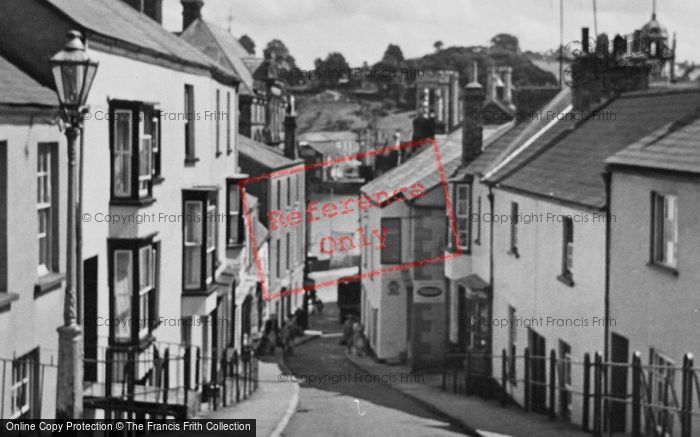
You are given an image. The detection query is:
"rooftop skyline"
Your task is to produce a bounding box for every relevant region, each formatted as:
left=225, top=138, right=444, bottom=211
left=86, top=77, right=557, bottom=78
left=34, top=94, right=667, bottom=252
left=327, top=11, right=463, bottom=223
left=162, top=0, right=698, bottom=68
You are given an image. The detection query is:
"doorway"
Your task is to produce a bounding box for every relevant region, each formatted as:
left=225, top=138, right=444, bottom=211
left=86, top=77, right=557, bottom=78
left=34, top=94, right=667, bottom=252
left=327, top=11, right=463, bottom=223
left=528, top=329, right=547, bottom=412
left=83, top=256, right=98, bottom=382
left=609, top=333, right=629, bottom=433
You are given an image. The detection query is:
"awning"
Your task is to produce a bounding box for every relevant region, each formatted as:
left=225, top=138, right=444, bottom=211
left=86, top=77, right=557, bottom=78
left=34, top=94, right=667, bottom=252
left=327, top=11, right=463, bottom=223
left=461, top=274, right=490, bottom=293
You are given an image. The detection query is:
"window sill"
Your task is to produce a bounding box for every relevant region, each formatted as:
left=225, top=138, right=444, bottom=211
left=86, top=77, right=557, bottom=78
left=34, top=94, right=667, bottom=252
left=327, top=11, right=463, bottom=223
left=557, top=273, right=575, bottom=287
left=110, top=334, right=155, bottom=352
left=185, top=157, right=200, bottom=166
left=0, top=291, right=19, bottom=312
left=507, top=248, right=520, bottom=259
left=226, top=242, right=245, bottom=250
left=646, top=262, right=679, bottom=277
left=110, top=197, right=157, bottom=207
left=152, top=175, right=165, bottom=185
left=34, top=272, right=65, bottom=297
left=447, top=246, right=470, bottom=256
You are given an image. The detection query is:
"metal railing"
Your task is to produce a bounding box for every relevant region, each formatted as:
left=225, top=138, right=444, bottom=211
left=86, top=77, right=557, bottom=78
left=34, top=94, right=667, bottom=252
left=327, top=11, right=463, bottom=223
left=442, top=347, right=700, bottom=437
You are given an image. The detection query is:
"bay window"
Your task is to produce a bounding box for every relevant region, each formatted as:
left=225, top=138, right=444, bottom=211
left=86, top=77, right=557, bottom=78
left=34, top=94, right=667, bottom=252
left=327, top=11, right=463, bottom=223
left=449, top=182, right=471, bottom=252
left=109, top=237, right=160, bottom=345
left=183, top=188, right=219, bottom=291
left=110, top=100, right=160, bottom=203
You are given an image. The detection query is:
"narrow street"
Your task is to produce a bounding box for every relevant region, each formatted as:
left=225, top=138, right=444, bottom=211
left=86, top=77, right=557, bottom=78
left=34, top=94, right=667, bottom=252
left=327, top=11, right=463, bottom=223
left=282, top=302, right=473, bottom=437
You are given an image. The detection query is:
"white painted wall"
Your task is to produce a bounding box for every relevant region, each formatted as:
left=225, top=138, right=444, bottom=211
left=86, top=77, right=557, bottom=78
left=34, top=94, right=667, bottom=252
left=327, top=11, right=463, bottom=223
left=0, top=119, right=64, bottom=418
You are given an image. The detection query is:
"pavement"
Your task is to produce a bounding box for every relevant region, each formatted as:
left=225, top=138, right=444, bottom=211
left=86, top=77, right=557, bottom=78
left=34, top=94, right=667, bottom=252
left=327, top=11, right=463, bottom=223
left=345, top=353, right=592, bottom=437
left=196, top=355, right=299, bottom=437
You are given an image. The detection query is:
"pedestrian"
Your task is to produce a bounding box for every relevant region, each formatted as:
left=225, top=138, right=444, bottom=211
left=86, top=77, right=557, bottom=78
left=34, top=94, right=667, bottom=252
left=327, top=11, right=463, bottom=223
left=340, top=315, right=355, bottom=348
left=351, top=321, right=368, bottom=357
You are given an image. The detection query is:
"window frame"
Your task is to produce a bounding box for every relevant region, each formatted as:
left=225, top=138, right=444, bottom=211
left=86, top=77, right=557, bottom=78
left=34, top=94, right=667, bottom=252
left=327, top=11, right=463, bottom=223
left=184, top=84, right=197, bottom=163
left=380, top=218, right=401, bottom=264
left=453, top=183, right=471, bottom=252
left=109, top=100, right=159, bottom=203
left=650, top=192, right=679, bottom=271
left=215, top=89, right=221, bottom=157
left=558, top=216, right=575, bottom=286
left=108, top=237, right=160, bottom=346
left=182, top=188, right=219, bottom=292
left=509, top=202, right=519, bottom=257
left=474, top=195, right=482, bottom=245
left=226, top=178, right=245, bottom=247
left=226, top=91, right=232, bottom=155
left=37, top=143, right=58, bottom=276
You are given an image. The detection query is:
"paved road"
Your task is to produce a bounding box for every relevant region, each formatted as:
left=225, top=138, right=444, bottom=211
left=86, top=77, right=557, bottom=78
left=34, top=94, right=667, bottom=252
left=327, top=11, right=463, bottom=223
left=282, top=305, right=472, bottom=437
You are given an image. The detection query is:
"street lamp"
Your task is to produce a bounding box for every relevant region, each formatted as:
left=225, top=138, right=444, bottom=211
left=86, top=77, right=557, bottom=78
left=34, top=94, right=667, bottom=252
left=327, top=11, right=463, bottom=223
left=50, top=30, right=98, bottom=420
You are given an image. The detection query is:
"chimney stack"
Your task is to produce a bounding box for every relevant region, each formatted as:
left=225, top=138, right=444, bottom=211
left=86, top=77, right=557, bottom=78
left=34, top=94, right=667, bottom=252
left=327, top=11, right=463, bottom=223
left=502, top=66, right=513, bottom=106
left=283, top=96, right=298, bottom=160
left=462, top=62, right=485, bottom=166
left=582, top=27, right=590, bottom=53
left=182, top=0, right=203, bottom=31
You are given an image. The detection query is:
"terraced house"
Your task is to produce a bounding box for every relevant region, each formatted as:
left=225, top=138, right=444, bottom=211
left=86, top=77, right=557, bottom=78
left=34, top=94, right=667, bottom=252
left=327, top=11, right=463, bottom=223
left=0, top=0, right=263, bottom=419
left=0, top=54, right=64, bottom=419
left=443, top=18, right=694, bottom=434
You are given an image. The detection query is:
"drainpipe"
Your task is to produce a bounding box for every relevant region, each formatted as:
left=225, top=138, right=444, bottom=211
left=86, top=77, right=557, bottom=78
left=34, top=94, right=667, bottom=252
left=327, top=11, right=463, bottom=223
left=602, top=171, right=611, bottom=363
left=488, top=184, right=495, bottom=373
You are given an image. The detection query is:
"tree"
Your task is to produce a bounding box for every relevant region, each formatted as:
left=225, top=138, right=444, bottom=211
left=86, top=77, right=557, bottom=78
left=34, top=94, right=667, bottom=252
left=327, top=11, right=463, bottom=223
left=490, top=33, right=520, bottom=53
left=263, top=39, right=299, bottom=83
left=434, top=40, right=444, bottom=52
left=239, top=34, right=255, bottom=55
left=314, top=52, right=350, bottom=88
left=263, top=39, right=298, bottom=71
left=382, top=44, right=404, bottom=64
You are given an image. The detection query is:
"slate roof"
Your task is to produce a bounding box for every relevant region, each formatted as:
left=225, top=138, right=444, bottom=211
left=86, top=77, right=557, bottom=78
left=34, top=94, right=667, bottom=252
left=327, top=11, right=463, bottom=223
left=606, top=112, right=700, bottom=174
left=299, top=131, right=359, bottom=143
left=46, top=0, right=236, bottom=80
left=451, top=121, right=525, bottom=179
left=362, top=127, right=501, bottom=197
left=180, top=19, right=255, bottom=95
left=494, top=86, right=700, bottom=209
left=0, top=55, right=57, bottom=107
left=238, top=134, right=297, bottom=170
left=481, top=88, right=573, bottom=182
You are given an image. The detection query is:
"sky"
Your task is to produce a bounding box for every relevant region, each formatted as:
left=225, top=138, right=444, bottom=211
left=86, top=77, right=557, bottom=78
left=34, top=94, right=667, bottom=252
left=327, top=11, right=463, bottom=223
left=162, top=0, right=700, bottom=68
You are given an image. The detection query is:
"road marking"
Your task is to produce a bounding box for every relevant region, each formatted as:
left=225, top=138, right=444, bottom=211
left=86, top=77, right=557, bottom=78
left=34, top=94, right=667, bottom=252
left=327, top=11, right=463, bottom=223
left=354, top=399, right=367, bottom=416
left=321, top=332, right=343, bottom=338
left=477, top=431, right=513, bottom=437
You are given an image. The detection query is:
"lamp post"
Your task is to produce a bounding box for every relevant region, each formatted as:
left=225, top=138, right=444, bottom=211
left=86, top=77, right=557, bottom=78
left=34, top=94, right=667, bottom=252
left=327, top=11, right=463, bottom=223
left=50, top=30, right=98, bottom=419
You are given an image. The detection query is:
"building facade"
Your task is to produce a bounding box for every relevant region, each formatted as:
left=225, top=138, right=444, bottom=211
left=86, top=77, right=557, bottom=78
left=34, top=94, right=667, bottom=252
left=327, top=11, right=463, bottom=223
left=0, top=55, right=64, bottom=419
left=0, top=0, right=262, bottom=418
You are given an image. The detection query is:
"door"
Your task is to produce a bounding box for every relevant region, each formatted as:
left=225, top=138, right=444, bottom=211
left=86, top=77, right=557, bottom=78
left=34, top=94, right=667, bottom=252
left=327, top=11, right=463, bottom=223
left=529, top=329, right=547, bottom=412
left=609, top=333, right=629, bottom=432
left=466, top=295, right=491, bottom=376
left=457, top=286, right=467, bottom=353
left=83, top=256, right=98, bottom=382
left=241, top=296, right=252, bottom=348
left=558, top=340, right=572, bottom=420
